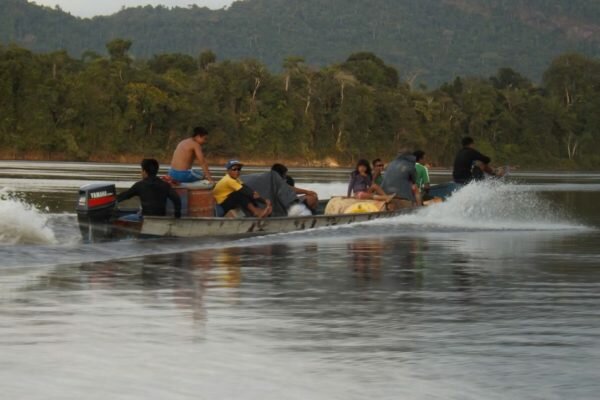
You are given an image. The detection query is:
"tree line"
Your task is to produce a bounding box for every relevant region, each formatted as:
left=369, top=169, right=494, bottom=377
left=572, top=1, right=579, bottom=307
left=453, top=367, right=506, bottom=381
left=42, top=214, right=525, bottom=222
left=1, top=40, right=600, bottom=168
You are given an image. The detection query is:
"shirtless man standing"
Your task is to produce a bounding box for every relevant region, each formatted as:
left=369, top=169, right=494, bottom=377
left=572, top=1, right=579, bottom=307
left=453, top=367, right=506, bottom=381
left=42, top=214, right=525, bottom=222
left=168, top=126, right=214, bottom=183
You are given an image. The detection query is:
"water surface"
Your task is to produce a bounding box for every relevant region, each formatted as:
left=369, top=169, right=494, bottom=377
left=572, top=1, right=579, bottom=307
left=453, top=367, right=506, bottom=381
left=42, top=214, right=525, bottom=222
left=1, top=161, right=599, bottom=399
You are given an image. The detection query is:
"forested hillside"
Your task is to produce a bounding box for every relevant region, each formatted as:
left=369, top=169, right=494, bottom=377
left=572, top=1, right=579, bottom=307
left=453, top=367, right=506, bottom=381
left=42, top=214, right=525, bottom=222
left=1, top=0, right=599, bottom=84
left=2, top=41, right=600, bottom=168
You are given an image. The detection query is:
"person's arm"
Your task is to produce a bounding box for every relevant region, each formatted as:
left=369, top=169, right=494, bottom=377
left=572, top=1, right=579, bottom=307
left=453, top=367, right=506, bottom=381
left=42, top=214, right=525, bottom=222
left=423, top=166, right=431, bottom=190
left=473, top=159, right=496, bottom=176
left=239, top=184, right=270, bottom=206
left=347, top=174, right=355, bottom=197
left=254, top=192, right=271, bottom=207
left=116, top=182, right=140, bottom=203
left=294, top=187, right=317, bottom=198
left=193, top=144, right=213, bottom=183
left=370, top=182, right=387, bottom=196
left=409, top=166, right=419, bottom=196
left=241, top=184, right=271, bottom=206
left=466, top=148, right=496, bottom=176
left=475, top=151, right=491, bottom=165
left=473, top=150, right=492, bottom=169
left=167, top=186, right=182, bottom=218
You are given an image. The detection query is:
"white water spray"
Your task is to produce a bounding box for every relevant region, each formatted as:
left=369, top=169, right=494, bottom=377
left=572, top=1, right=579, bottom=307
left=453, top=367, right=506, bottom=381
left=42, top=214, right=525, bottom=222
left=0, top=188, right=57, bottom=245
left=383, top=180, right=588, bottom=231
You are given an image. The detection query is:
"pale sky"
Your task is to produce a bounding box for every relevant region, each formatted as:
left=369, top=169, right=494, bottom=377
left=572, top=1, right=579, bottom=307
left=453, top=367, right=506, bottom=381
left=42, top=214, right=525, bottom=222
left=32, top=0, right=236, bottom=17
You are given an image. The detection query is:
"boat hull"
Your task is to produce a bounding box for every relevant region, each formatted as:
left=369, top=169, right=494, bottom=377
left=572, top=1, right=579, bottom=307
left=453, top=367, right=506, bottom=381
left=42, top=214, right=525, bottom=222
left=141, top=208, right=413, bottom=238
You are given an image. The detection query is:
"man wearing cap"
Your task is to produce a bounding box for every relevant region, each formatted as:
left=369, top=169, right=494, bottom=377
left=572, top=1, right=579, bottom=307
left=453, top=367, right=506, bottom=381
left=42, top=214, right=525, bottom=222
left=168, top=126, right=214, bottom=183
left=213, top=160, right=272, bottom=218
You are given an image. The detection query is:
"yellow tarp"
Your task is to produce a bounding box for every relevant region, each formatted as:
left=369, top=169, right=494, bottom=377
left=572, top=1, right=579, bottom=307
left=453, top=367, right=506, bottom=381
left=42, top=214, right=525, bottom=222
left=324, top=197, right=386, bottom=215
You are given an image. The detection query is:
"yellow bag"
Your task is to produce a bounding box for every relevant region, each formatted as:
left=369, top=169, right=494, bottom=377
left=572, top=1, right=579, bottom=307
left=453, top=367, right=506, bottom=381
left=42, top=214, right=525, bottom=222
left=324, top=197, right=386, bottom=215
left=345, top=202, right=381, bottom=214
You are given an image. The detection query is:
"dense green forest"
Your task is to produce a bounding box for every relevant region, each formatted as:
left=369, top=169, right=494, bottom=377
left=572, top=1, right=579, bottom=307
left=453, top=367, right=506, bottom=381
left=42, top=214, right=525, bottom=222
left=1, top=41, right=600, bottom=168
left=1, top=0, right=599, bottom=85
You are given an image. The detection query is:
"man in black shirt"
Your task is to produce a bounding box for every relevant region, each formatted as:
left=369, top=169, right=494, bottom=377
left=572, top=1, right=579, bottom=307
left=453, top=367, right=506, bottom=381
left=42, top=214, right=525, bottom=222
left=117, top=159, right=182, bottom=220
left=452, top=137, right=495, bottom=184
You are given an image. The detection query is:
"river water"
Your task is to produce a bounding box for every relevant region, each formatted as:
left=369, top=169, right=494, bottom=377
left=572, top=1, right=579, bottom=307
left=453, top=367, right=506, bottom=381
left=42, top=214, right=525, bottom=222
left=1, top=161, right=599, bottom=399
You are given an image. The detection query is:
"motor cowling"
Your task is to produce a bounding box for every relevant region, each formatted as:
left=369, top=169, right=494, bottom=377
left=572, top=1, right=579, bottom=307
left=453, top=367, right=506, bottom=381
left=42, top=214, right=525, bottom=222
left=76, top=183, right=117, bottom=242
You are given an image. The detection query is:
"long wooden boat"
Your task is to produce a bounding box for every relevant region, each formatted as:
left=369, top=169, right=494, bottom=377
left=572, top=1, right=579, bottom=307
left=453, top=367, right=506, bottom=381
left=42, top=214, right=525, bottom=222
left=76, top=182, right=414, bottom=241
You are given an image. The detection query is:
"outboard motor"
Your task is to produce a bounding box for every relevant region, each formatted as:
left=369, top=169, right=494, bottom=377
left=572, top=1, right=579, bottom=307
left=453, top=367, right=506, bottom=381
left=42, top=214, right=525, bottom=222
left=76, top=183, right=117, bottom=242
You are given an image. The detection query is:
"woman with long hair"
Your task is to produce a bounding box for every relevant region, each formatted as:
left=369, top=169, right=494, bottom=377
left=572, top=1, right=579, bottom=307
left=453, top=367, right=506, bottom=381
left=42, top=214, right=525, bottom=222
left=347, top=159, right=394, bottom=201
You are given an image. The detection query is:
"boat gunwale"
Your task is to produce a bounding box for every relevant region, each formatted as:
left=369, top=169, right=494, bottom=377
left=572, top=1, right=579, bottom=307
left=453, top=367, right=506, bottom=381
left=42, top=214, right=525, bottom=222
left=142, top=207, right=415, bottom=223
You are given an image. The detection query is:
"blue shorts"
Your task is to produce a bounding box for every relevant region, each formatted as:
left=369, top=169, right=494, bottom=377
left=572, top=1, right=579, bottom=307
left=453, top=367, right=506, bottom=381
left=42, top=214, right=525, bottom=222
left=168, top=168, right=204, bottom=183
left=118, top=212, right=143, bottom=222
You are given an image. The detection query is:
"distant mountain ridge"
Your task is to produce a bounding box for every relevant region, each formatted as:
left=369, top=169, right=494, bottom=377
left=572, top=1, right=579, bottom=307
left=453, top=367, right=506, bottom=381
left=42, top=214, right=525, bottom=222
left=444, top=0, right=600, bottom=41
left=1, top=0, right=599, bottom=84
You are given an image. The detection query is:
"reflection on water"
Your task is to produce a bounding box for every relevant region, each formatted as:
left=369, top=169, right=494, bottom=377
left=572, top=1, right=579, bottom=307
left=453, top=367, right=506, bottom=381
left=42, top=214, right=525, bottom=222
left=349, top=240, right=383, bottom=282
left=2, top=232, right=600, bottom=398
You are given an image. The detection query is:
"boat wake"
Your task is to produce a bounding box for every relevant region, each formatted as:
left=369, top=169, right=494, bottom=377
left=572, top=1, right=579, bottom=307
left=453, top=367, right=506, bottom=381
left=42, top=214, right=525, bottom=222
left=206, top=180, right=593, bottom=251
left=0, top=188, right=58, bottom=245
left=380, top=180, right=590, bottom=231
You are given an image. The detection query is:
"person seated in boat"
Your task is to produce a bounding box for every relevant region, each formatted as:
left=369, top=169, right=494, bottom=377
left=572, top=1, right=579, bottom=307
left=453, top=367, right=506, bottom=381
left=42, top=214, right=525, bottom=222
left=241, top=166, right=312, bottom=217
left=271, top=163, right=319, bottom=212
left=213, top=160, right=272, bottom=218
left=413, top=150, right=431, bottom=205
left=381, top=150, right=418, bottom=208
left=168, top=126, right=214, bottom=184
left=347, top=159, right=394, bottom=201
left=116, top=158, right=181, bottom=221
left=453, top=136, right=498, bottom=184
left=372, top=158, right=385, bottom=186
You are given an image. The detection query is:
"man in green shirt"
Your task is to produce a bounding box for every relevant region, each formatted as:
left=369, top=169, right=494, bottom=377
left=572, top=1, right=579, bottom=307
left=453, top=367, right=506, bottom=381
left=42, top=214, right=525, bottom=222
left=372, top=158, right=385, bottom=186
left=413, top=150, right=430, bottom=204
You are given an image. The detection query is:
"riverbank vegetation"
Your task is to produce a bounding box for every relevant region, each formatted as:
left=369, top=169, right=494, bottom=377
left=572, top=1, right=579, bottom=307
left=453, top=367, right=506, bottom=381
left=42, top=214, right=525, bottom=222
left=1, top=41, right=600, bottom=168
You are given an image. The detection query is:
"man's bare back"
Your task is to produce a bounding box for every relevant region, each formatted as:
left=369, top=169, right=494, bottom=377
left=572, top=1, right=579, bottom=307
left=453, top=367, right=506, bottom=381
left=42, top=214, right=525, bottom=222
left=168, top=127, right=213, bottom=183
left=170, top=137, right=203, bottom=170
